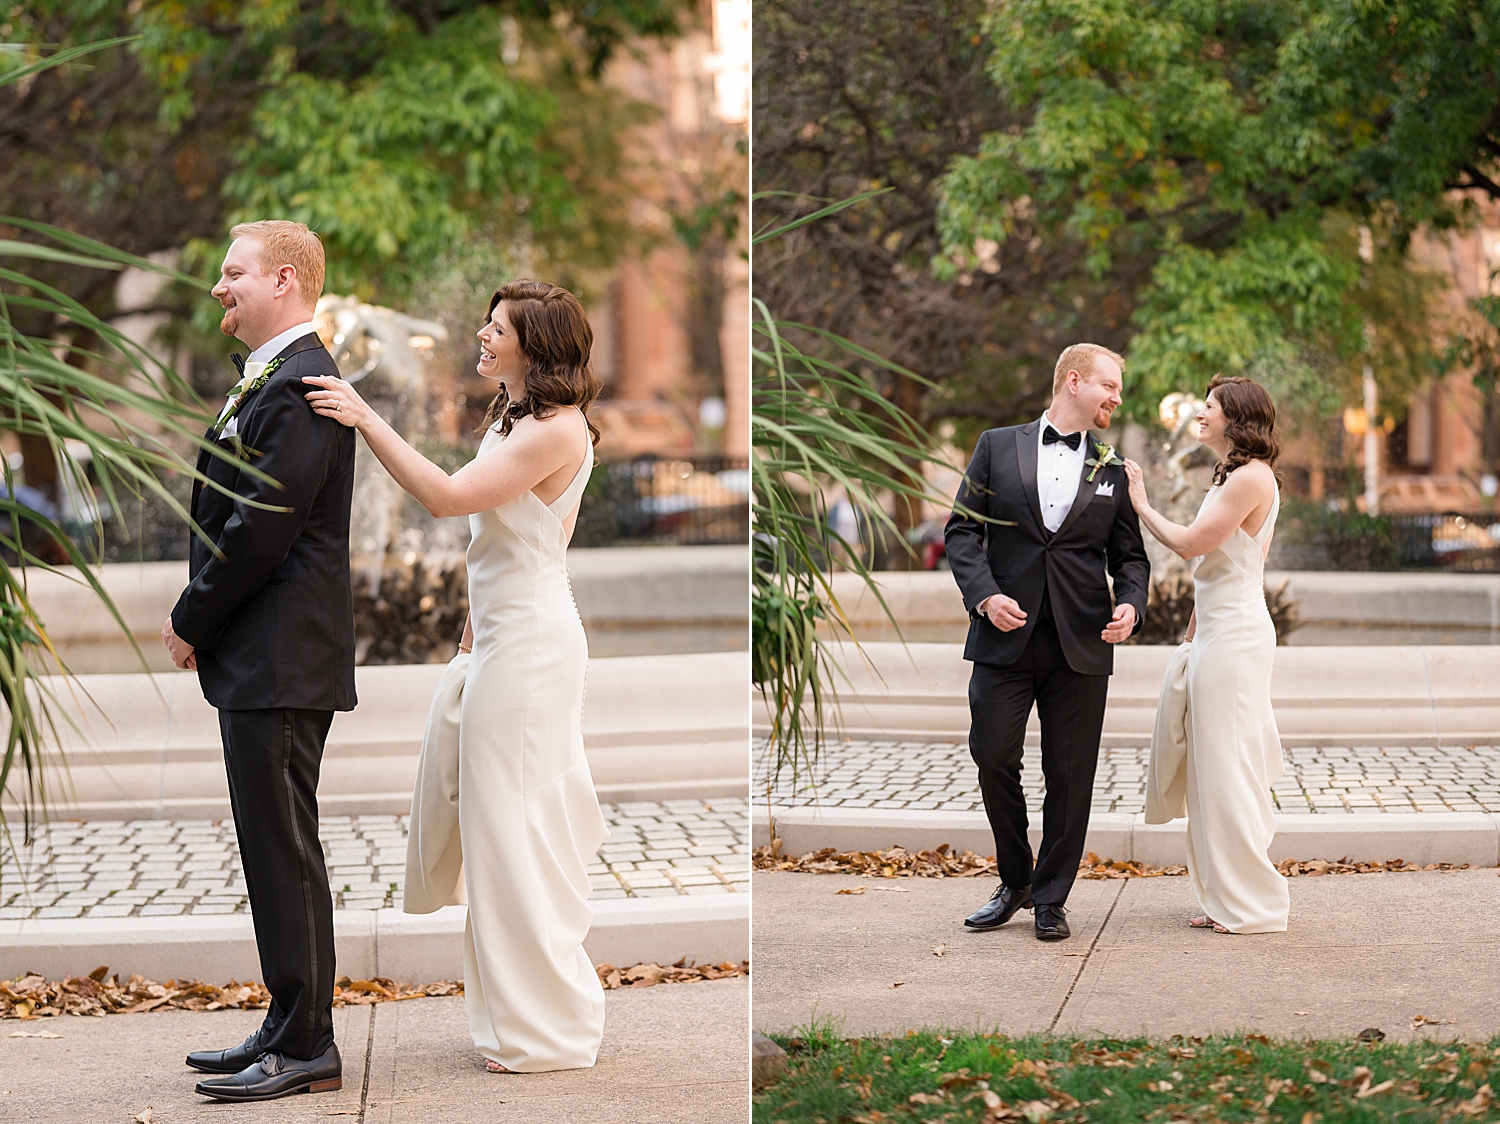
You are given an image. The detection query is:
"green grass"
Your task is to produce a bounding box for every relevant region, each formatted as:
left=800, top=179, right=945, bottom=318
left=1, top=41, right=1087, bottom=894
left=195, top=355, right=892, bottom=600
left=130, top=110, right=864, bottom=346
left=755, top=1024, right=1500, bottom=1123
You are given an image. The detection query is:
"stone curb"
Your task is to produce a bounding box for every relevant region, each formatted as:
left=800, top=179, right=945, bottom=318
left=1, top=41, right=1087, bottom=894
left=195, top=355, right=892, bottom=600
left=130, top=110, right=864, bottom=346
left=753, top=806, right=1500, bottom=867
left=0, top=895, right=749, bottom=983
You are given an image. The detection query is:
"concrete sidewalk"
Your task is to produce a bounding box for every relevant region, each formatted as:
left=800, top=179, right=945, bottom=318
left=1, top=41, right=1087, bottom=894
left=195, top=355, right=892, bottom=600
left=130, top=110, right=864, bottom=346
left=0, top=978, right=747, bottom=1123
left=752, top=868, right=1500, bottom=1043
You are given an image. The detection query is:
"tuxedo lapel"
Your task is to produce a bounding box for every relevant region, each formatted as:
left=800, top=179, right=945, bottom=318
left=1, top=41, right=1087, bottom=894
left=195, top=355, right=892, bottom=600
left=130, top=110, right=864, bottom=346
left=1014, top=420, right=1047, bottom=533
left=1054, top=430, right=1100, bottom=540
left=231, top=333, right=326, bottom=436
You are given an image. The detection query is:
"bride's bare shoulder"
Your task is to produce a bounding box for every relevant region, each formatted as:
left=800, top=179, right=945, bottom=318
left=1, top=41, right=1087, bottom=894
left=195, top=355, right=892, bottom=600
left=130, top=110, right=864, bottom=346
left=1237, top=459, right=1279, bottom=499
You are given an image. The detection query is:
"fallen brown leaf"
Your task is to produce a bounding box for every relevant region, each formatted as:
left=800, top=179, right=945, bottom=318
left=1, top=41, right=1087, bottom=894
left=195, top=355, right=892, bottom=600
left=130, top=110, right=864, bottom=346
left=1078, top=853, right=1187, bottom=879
left=754, top=843, right=997, bottom=878
left=891, top=981, right=905, bottom=989
left=932, top=943, right=947, bottom=957
left=835, top=887, right=866, bottom=895
left=0, top=970, right=467, bottom=1019
left=132, top=1109, right=152, bottom=1124
left=759, top=844, right=1477, bottom=882
left=1278, top=857, right=1470, bottom=877
left=593, top=961, right=748, bottom=991
left=1411, top=1014, right=1457, bottom=1029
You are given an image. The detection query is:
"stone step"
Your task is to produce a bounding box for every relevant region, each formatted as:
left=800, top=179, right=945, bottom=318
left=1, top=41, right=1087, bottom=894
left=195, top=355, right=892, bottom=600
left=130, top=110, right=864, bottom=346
left=9, top=652, right=749, bottom=820
left=828, top=568, right=1500, bottom=631
left=0, top=895, right=748, bottom=983
left=754, top=806, right=1500, bottom=867
left=753, top=642, right=1500, bottom=747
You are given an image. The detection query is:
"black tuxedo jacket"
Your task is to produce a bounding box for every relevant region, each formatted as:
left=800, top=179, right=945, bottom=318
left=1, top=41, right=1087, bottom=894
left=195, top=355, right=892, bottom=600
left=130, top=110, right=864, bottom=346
left=171, top=333, right=358, bottom=712
left=943, top=420, right=1150, bottom=676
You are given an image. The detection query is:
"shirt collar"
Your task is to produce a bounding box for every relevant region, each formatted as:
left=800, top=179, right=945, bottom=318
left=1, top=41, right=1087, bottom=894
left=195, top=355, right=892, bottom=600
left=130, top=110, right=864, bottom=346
left=1040, top=410, right=1084, bottom=445
left=247, top=321, right=316, bottom=366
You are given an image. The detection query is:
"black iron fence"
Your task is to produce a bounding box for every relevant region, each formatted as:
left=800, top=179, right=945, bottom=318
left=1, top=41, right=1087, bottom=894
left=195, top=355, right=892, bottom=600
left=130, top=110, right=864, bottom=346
left=572, top=456, right=749, bottom=547
left=1390, top=513, right=1500, bottom=572
left=1271, top=499, right=1500, bottom=572
left=78, top=455, right=748, bottom=562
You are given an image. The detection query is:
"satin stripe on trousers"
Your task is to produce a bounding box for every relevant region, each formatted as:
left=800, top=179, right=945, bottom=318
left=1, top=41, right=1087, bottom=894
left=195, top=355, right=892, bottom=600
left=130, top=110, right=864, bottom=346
left=219, top=707, right=336, bottom=1059
left=967, top=605, right=1109, bottom=908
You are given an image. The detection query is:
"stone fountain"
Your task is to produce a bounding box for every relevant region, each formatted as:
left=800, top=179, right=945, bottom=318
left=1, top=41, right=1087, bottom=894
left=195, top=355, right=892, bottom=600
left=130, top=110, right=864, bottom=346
left=313, top=295, right=448, bottom=592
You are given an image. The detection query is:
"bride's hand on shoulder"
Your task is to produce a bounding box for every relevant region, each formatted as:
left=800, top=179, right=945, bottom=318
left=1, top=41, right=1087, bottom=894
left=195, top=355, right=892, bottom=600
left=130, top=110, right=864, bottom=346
left=302, top=374, right=373, bottom=429
left=1122, top=458, right=1150, bottom=511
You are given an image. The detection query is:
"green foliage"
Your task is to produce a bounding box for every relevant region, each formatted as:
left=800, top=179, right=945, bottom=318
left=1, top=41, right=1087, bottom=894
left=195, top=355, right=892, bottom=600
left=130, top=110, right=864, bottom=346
left=0, top=40, right=244, bottom=857
left=2, top=0, right=683, bottom=319
left=1279, top=496, right=1402, bottom=571
left=755, top=1027, right=1500, bottom=1123
left=752, top=192, right=975, bottom=791
left=936, top=0, right=1492, bottom=413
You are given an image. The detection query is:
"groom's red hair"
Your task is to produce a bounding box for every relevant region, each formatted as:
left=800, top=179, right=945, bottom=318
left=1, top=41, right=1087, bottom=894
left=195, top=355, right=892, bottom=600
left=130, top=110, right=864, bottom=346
left=229, top=220, right=325, bottom=309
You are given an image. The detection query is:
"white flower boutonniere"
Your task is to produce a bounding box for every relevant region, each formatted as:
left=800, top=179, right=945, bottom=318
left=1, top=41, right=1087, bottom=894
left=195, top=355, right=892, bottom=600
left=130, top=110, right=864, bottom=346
left=213, top=357, right=285, bottom=438
left=1085, top=439, right=1120, bottom=483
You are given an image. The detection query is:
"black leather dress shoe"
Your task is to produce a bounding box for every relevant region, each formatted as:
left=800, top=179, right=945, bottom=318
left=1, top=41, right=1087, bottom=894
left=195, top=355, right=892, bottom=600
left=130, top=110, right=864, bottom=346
left=195, top=1043, right=342, bottom=1102
left=186, top=1030, right=266, bottom=1074
left=1034, top=904, right=1071, bottom=941
left=963, top=883, right=1033, bottom=931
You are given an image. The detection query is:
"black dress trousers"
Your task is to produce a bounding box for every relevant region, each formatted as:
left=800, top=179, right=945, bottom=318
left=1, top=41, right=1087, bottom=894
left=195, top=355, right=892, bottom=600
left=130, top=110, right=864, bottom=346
left=967, top=596, right=1110, bottom=908
left=219, top=707, right=337, bottom=1060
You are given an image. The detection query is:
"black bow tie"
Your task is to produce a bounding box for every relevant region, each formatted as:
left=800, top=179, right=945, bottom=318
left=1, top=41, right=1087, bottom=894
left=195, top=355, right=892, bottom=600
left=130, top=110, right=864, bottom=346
left=1043, top=425, right=1081, bottom=451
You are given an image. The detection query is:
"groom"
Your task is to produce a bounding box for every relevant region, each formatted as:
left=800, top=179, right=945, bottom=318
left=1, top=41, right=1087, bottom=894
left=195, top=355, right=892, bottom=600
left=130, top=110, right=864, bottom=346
left=944, top=343, right=1150, bottom=941
left=161, top=220, right=357, bottom=1099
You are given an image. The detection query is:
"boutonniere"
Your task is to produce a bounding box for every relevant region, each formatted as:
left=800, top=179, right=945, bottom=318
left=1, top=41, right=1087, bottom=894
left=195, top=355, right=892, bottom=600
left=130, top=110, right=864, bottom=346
left=1085, top=439, right=1120, bottom=483
left=213, top=357, right=285, bottom=438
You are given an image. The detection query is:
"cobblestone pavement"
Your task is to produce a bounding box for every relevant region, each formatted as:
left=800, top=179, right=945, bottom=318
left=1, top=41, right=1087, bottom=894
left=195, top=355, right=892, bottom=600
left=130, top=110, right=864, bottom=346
left=0, top=798, right=748, bottom=921
left=757, top=740, right=1500, bottom=816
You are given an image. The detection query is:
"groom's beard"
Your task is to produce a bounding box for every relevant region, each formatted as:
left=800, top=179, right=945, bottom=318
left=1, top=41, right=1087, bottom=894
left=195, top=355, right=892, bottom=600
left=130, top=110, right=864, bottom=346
left=1093, top=407, right=1115, bottom=429
left=219, top=305, right=239, bottom=337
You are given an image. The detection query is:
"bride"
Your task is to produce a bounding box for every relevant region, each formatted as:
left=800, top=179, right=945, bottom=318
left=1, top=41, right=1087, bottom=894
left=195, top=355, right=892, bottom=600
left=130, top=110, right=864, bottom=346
left=303, top=279, right=609, bottom=1070
left=1122, top=375, right=1289, bottom=935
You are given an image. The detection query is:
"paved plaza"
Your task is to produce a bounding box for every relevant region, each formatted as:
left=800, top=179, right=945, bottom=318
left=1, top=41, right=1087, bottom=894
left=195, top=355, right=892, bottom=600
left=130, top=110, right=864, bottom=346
left=0, top=798, right=748, bottom=921
left=757, top=739, right=1500, bottom=816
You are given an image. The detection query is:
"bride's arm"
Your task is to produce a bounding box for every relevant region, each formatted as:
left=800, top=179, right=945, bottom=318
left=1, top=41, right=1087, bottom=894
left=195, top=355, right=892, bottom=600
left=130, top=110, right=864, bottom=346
left=1121, top=460, right=1267, bottom=560
left=302, top=375, right=578, bottom=517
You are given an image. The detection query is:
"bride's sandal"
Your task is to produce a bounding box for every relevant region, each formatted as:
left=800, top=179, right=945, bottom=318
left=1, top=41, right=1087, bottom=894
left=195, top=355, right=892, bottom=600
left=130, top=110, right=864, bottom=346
left=1188, top=915, right=1231, bottom=934
left=484, top=1059, right=512, bottom=1073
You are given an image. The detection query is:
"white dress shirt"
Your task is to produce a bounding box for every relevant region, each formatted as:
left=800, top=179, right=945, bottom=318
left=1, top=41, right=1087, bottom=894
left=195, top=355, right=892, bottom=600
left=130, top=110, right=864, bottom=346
left=217, top=321, right=317, bottom=436
left=1036, top=410, right=1087, bottom=533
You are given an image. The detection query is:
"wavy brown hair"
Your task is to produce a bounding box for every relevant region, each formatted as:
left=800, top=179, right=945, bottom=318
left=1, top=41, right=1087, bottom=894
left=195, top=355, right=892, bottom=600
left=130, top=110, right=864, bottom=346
left=480, top=279, right=602, bottom=446
left=1206, top=374, right=1281, bottom=487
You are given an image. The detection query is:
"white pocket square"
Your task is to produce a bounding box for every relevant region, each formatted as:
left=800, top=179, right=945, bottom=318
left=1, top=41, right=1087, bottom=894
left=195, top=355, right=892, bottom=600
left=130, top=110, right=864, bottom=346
left=1095, top=481, right=1114, bottom=497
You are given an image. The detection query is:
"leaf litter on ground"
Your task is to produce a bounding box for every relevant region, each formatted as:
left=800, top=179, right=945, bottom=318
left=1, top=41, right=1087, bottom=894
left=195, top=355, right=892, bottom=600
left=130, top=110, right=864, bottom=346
left=756, top=841, right=1474, bottom=880
left=594, top=959, right=748, bottom=990
left=2, top=958, right=747, bottom=1017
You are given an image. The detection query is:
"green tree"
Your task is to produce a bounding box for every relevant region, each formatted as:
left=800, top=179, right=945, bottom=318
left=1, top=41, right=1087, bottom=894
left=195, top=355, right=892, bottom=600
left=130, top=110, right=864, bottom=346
left=938, top=0, right=1498, bottom=414
left=756, top=0, right=1492, bottom=469
left=753, top=192, right=987, bottom=792
left=1, top=0, right=685, bottom=324
left=0, top=41, right=254, bottom=852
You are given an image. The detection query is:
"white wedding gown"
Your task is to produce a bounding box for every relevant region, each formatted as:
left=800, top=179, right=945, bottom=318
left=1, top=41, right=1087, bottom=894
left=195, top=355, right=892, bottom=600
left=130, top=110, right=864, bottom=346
left=1150, top=483, right=1289, bottom=934
left=403, top=417, right=609, bottom=1071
